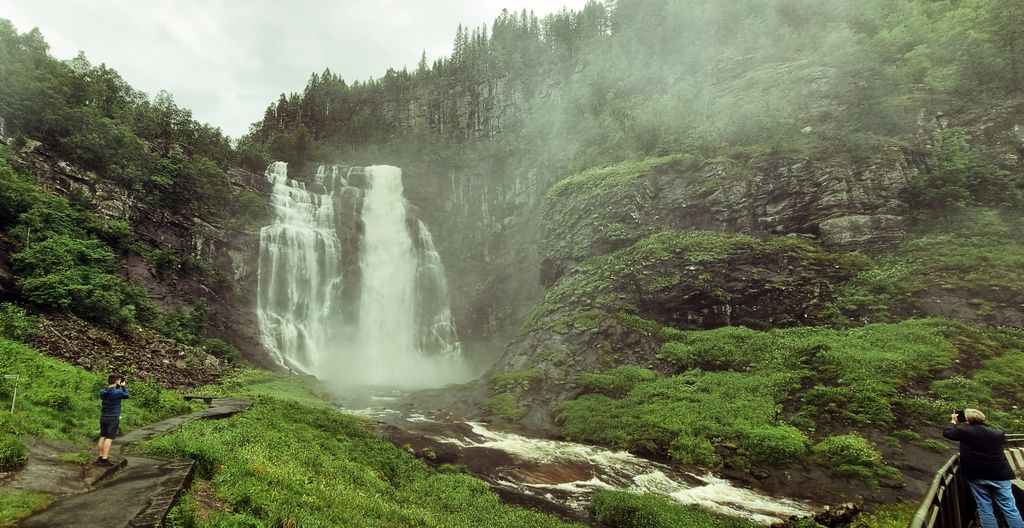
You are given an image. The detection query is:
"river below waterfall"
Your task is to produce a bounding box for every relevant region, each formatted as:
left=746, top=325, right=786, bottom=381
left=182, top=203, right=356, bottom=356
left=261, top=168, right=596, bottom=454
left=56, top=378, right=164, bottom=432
left=338, top=391, right=813, bottom=526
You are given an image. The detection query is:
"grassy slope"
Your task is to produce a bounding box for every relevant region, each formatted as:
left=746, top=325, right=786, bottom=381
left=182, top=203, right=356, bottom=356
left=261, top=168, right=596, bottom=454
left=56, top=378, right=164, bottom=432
left=144, top=371, right=580, bottom=528
left=0, top=337, right=194, bottom=443
left=0, top=357, right=580, bottom=527
left=0, top=336, right=195, bottom=525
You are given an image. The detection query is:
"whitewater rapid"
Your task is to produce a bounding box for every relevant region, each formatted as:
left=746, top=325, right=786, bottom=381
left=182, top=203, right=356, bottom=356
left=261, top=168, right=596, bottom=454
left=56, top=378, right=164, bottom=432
left=346, top=402, right=811, bottom=524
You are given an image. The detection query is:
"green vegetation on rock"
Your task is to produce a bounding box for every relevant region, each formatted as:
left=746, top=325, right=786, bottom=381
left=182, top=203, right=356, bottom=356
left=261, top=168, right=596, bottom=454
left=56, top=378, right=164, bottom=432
left=547, top=156, right=691, bottom=201
left=812, top=434, right=900, bottom=485
left=829, top=209, right=1024, bottom=325
left=557, top=319, right=1024, bottom=477
left=481, top=392, right=528, bottom=421
left=529, top=230, right=854, bottom=331
left=591, top=490, right=757, bottom=528
left=490, top=367, right=546, bottom=391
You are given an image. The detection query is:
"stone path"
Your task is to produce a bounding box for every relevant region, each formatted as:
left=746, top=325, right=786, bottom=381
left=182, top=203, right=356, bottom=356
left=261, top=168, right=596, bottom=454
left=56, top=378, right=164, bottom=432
left=17, top=398, right=252, bottom=528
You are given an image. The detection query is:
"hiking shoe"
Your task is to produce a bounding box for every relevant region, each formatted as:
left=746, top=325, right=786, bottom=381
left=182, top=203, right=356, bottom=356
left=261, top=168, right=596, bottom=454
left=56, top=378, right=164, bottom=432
left=95, top=458, right=111, bottom=466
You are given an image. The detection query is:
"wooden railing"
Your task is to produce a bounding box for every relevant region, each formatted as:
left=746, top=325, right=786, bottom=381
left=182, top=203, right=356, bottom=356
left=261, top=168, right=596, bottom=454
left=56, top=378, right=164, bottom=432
left=910, top=434, right=1024, bottom=528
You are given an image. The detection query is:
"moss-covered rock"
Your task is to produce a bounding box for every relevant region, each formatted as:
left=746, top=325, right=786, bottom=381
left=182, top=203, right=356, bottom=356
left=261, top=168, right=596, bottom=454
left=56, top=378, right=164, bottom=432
left=827, top=208, right=1024, bottom=327
left=812, top=434, right=901, bottom=485
left=480, top=392, right=528, bottom=421
left=540, top=152, right=913, bottom=286
left=530, top=230, right=855, bottom=336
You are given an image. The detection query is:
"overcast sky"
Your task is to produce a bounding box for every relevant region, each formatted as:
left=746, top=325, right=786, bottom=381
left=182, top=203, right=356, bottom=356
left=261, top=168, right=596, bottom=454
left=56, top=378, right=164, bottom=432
left=0, top=0, right=588, bottom=138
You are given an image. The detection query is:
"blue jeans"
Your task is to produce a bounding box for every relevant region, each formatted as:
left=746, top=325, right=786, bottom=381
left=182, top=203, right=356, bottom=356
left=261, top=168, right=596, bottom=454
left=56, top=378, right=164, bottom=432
left=969, top=479, right=1024, bottom=528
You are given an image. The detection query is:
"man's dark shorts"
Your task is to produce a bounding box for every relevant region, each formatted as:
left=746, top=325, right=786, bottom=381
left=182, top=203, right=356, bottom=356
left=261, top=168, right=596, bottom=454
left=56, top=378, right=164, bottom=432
left=99, top=416, right=120, bottom=439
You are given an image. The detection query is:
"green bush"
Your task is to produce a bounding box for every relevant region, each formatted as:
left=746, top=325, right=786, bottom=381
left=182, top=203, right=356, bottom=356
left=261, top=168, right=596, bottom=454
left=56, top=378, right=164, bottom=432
left=851, top=502, right=916, bottom=528
left=203, top=338, right=241, bottom=364
left=668, top=435, right=717, bottom=466
left=0, top=303, right=36, bottom=342
left=576, top=366, right=660, bottom=397
left=0, top=157, right=40, bottom=229
left=812, top=434, right=900, bottom=484
left=0, top=435, right=29, bottom=470
left=12, top=235, right=156, bottom=333
left=151, top=301, right=210, bottom=346
left=591, top=490, right=757, bottom=528
left=742, top=426, right=808, bottom=465
left=904, top=131, right=1023, bottom=211
left=481, top=392, right=527, bottom=421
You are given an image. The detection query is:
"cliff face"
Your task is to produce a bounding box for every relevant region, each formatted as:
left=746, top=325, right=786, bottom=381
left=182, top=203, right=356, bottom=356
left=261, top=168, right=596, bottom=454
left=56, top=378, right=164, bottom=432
left=400, top=157, right=561, bottom=364
left=0, top=242, right=14, bottom=297
left=539, top=151, right=915, bottom=288
left=10, top=141, right=273, bottom=367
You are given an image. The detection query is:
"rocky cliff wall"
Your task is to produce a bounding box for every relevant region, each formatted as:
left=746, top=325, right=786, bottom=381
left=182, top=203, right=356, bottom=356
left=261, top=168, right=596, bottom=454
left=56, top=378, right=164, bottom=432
left=9, top=142, right=274, bottom=367
left=539, top=150, right=915, bottom=288
left=399, top=159, right=559, bottom=364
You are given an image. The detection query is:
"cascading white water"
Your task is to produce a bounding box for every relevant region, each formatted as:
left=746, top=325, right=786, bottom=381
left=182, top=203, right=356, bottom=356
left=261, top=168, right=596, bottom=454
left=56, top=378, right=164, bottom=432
left=256, top=162, right=464, bottom=387
left=350, top=165, right=422, bottom=384
left=256, top=162, right=345, bottom=374
left=344, top=166, right=463, bottom=386
left=414, top=220, right=461, bottom=358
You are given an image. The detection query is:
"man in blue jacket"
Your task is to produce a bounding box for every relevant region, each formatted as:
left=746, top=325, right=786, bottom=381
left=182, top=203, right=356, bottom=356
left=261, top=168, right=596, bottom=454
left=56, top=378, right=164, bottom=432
left=96, top=374, right=129, bottom=466
left=943, top=408, right=1024, bottom=528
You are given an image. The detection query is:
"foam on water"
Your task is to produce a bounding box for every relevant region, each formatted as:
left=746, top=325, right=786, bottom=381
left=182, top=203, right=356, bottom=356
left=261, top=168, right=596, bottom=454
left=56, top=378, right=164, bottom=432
left=435, top=421, right=810, bottom=523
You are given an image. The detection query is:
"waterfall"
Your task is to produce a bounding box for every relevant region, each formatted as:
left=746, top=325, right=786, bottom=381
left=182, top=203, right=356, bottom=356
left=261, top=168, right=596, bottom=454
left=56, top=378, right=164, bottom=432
left=256, top=162, right=464, bottom=387
left=256, top=162, right=345, bottom=375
